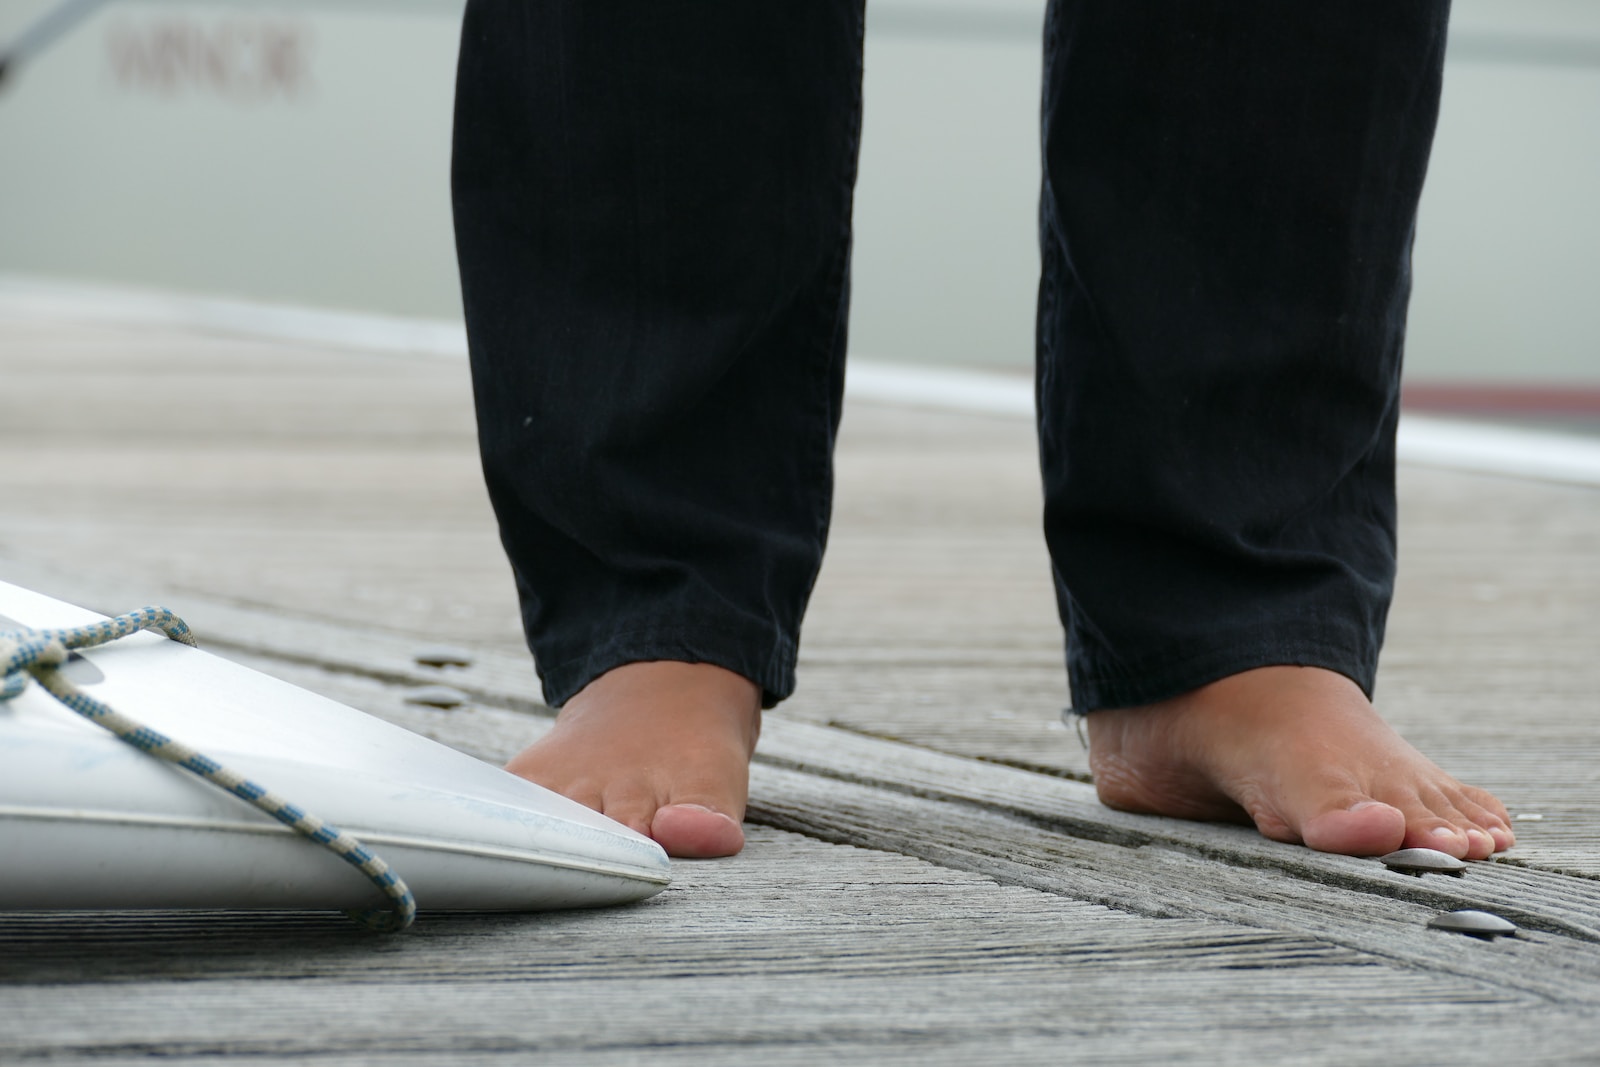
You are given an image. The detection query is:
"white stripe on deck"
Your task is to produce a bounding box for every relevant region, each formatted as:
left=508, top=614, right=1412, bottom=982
left=1396, top=415, right=1600, bottom=489
left=843, top=360, right=1600, bottom=489
left=4, top=273, right=1598, bottom=489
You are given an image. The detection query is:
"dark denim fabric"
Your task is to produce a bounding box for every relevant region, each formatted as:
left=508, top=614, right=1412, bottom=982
left=452, top=0, right=1449, bottom=711
left=1036, top=2, right=1449, bottom=709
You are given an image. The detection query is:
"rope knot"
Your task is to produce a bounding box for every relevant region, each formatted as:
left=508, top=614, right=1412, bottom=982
left=1, top=630, right=68, bottom=701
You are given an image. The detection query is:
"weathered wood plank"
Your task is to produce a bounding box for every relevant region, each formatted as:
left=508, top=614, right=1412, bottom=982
left=7, top=575, right=1596, bottom=1058
left=11, top=552, right=1600, bottom=954
left=141, top=647, right=1600, bottom=1011
left=0, top=830, right=1565, bottom=1067
left=749, top=764, right=1600, bottom=1006
left=21, top=550, right=1596, bottom=898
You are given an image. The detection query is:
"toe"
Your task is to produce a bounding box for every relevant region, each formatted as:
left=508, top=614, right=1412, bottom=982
left=1404, top=820, right=1471, bottom=858
left=651, top=804, right=746, bottom=858
left=609, top=811, right=656, bottom=840
left=1299, top=798, right=1407, bottom=856
left=1484, top=822, right=1516, bottom=853
left=595, top=784, right=658, bottom=841
left=1463, top=827, right=1497, bottom=860
left=1448, top=792, right=1514, bottom=855
left=1460, top=786, right=1516, bottom=851
left=1463, top=783, right=1513, bottom=822
left=1405, top=785, right=1484, bottom=858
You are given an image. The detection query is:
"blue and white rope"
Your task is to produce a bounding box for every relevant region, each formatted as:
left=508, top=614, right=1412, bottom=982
left=0, top=607, right=415, bottom=932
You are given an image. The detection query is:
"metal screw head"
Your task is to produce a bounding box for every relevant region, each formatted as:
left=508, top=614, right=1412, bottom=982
left=1428, top=910, right=1517, bottom=940
left=403, top=684, right=468, bottom=709
left=413, top=645, right=474, bottom=669
left=1379, top=848, right=1468, bottom=876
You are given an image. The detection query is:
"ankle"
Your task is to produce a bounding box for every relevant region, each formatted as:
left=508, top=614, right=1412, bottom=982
left=562, top=661, right=763, bottom=754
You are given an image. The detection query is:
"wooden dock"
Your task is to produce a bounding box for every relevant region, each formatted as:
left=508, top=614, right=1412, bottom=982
left=3, top=310, right=1599, bottom=1063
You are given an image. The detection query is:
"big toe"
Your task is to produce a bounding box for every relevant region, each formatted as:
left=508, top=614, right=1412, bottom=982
left=1299, top=799, right=1407, bottom=857
left=651, top=804, right=746, bottom=859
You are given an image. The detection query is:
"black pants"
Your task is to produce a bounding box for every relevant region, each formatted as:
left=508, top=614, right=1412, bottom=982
left=451, top=0, right=1449, bottom=712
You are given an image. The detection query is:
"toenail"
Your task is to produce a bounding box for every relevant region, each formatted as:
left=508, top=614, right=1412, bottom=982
left=667, top=803, right=729, bottom=819
left=1430, top=826, right=1460, bottom=839
left=1347, top=800, right=1386, bottom=812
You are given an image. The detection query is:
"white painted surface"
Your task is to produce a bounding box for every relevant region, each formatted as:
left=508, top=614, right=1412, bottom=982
left=0, top=272, right=469, bottom=356
left=1396, top=415, right=1600, bottom=489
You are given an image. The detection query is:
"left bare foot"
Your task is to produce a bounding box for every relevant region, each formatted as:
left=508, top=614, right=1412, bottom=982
left=504, top=661, right=761, bottom=859
left=1085, top=666, right=1515, bottom=858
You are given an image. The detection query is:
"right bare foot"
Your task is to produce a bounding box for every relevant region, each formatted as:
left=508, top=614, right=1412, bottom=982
left=1085, top=666, right=1514, bottom=858
left=505, top=661, right=761, bottom=858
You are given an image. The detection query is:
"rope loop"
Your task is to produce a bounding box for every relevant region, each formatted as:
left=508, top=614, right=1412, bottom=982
left=1, top=606, right=415, bottom=932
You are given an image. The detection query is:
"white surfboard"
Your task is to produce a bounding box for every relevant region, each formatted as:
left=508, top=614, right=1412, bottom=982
left=0, top=581, right=670, bottom=915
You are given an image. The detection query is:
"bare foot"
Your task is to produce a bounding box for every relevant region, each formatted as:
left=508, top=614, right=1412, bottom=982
left=1085, top=666, right=1514, bottom=858
left=505, top=661, right=761, bottom=858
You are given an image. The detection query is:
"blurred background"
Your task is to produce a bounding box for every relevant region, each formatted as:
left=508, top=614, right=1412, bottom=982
left=1, top=0, right=1597, bottom=430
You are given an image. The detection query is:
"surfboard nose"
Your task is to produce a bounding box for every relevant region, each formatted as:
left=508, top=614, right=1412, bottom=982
left=0, top=581, right=670, bottom=917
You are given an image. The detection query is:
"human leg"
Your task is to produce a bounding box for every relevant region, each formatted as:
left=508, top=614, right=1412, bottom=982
left=1035, top=0, right=1512, bottom=855
left=452, top=0, right=866, bottom=855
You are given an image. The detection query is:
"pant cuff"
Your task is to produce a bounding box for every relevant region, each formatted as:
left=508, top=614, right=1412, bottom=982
left=1067, top=626, right=1378, bottom=713
left=535, top=620, right=797, bottom=710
